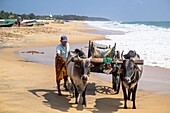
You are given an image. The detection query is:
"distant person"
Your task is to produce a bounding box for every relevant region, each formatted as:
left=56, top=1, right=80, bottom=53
left=55, top=35, right=70, bottom=95
left=17, top=15, right=23, bottom=27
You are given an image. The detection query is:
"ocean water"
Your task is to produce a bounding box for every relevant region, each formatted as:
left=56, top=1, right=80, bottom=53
left=18, top=44, right=89, bottom=66
left=86, top=21, right=170, bottom=69
left=122, top=21, right=170, bottom=28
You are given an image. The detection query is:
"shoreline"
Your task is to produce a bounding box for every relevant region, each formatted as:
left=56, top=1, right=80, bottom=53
left=0, top=21, right=170, bottom=113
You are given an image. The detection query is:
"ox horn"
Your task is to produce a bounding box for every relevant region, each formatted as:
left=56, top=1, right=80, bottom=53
left=89, top=56, right=92, bottom=59
left=78, top=56, right=83, bottom=61
left=121, top=50, right=124, bottom=60
left=88, top=56, right=92, bottom=62
left=134, top=50, right=136, bottom=54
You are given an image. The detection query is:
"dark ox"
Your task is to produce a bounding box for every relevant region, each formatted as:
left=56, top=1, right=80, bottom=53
left=120, top=50, right=143, bottom=109
left=66, top=50, right=92, bottom=107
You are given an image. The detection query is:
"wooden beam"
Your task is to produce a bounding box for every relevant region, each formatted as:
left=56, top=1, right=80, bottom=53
left=72, top=57, right=144, bottom=65
left=113, top=59, right=144, bottom=65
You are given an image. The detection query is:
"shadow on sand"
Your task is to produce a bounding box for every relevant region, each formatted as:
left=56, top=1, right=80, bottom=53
left=29, top=83, right=122, bottom=112
left=92, top=98, right=123, bottom=113
left=29, top=89, right=71, bottom=112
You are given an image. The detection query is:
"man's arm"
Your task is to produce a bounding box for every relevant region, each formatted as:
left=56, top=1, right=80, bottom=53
left=56, top=53, right=63, bottom=58
left=56, top=50, right=64, bottom=60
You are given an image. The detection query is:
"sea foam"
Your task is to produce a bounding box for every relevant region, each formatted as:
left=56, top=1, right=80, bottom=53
left=86, top=21, right=170, bottom=69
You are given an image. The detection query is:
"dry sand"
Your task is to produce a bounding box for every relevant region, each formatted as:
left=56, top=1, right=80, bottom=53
left=0, top=21, right=170, bottom=113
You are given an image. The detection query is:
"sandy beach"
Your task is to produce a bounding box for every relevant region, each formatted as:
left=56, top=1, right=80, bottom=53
left=0, top=21, right=170, bottom=113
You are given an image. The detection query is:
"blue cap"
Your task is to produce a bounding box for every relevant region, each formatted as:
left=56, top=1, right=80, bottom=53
left=61, top=35, right=67, bottom=42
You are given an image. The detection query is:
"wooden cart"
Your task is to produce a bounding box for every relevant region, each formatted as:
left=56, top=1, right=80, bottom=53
left=72, top=41, right=144, bottom=94
left=87, top=40, right=143, bottom=94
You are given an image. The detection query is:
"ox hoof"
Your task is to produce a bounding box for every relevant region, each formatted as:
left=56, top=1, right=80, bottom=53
left=83, top=104, right=86, bottom=108
left=124, top=106, right=128, bottom=109
left=65, top=88, right=69, bottom=91
left=132, top=106, right=136, bottom=109
left=64, top=85, right=68, bottom=91
left=58, top=93, right=62, bottom=96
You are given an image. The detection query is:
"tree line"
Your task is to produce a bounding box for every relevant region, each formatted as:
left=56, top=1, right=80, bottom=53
left=0, top=10, right=109, bottom=21
left=0, top=10, right=36, bottom=19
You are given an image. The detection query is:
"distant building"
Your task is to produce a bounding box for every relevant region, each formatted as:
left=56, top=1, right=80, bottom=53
left=49, top=14, right=53, bottom=18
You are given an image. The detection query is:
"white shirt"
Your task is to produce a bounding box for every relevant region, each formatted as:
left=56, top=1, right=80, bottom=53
left=56, top=43, right=70, bottom=60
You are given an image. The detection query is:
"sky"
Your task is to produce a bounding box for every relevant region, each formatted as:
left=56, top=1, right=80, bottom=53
left=0, top=0, right=170, bottom=21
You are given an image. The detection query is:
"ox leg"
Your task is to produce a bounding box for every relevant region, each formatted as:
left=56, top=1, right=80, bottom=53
left=82, top=86, right=87, bottom=106
left=64, top=75, right=68, bottom=91
left=70, top=78, right=75, bottom=97
left=132, top=84, right=137, bottom=109
left=128, top=89, right=131, bottom=100
left=122, top=83, right=127, bottom=109
left=57, top=79, right=62, bottom=95
left=70, top=78, right=79, bottom=104
left=74, top=87, right=79, bottom=104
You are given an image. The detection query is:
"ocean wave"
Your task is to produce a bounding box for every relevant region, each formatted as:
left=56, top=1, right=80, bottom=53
left=86, top=21, right=170, bottom=69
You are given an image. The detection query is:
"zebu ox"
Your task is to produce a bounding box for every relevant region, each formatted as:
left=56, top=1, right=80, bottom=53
left=66, top=50, right=93, bottom=107
left=120, top=50, right=143, bottom=109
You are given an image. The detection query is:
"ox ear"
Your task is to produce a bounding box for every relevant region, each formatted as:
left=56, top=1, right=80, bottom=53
left=135, top=67, right=142, bottom=72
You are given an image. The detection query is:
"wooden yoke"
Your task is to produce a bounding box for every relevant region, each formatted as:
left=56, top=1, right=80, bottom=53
left=113, top=59, right=144, bottom=65
left=72, top=57, right=144, bottom=65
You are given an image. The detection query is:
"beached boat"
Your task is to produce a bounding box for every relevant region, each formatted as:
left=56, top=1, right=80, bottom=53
left=0, top=23, right=14, bottom=27
left=26, top=23, right=34, bottom=27
left=21, top=19, right=36, bottom=27
left=64, top=20, right=70, bottom=22
left=22, top=19, right=36, bottom=24
left=0, top=19, right=16, bottom=27
left=0, top=19, right=17, bottom=24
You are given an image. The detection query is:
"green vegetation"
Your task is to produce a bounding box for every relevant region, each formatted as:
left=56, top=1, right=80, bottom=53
left=0, top=10, right=110, bottom=21
left=0, top=10, right=36, bottom=19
